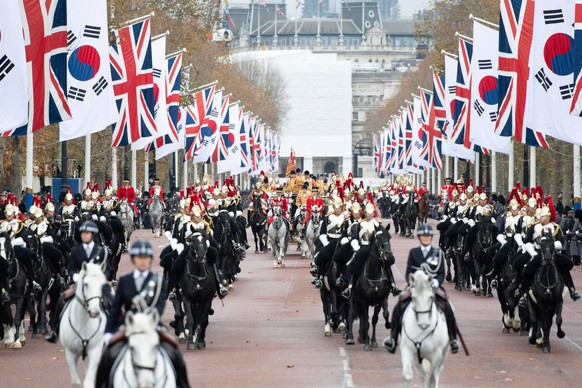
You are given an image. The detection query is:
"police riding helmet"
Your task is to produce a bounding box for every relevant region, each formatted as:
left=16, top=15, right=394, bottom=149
left=415, top=223, right=434, bottom=237
left=130, top=240, right=154, bottom=258
left=79, top=220, right=99, bottom=234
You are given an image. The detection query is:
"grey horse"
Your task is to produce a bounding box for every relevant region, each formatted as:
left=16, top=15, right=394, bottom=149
left=118, top=198, right=134, bottom=243
left=268, top=205, right=289, bottom=268
left=148, top=195, right=164, bottom=237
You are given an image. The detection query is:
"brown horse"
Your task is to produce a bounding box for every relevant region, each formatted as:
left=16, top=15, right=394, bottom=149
left=418, top=191, right=429, bottom=224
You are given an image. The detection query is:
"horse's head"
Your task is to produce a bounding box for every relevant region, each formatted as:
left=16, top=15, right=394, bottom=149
left=409, top=270, right=434, bottom=330
left=0, top=230, right=14, bottom=262
left=75, top=261, right=107, bottom=318
left=540, top=232, right=556, bottom=264
left=125, top=309, right=160, bottom=388
left=189, top=232, right=209, bottom=263
left=375, top=225, right=394, bottom=264
left=479, top=222, right=494, bottom=247
left=311, top=208, right=322, bottom=225
left=217, top=210, right=232, bottom=234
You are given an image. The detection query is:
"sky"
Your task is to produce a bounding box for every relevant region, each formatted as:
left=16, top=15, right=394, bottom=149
left=399, top=0, right=431, bottom=19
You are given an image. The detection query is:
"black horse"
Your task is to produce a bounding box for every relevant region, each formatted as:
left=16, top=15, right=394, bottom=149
left=528, top=233, right=565, bottom=353
left=213, top=210, right=240, bottom=287
left=470, top=219, right=495, bottom=297
left=249, top=196, right=268, bottom=253
left=403, top=193, right=418, bottom=238
left=180, top=233, right=217, bottom=350
left=495, top=241, right=528, bottom=335
left=345, top=225, right=395, bottom=350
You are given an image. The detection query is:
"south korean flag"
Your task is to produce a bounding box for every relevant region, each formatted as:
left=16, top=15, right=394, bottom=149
left=525, top=0, right=582, bottom=145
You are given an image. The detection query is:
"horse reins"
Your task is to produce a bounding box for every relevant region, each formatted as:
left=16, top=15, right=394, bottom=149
left=403, top=298, right=440, bottom=364
left=69, top=272, right=104, bottom=360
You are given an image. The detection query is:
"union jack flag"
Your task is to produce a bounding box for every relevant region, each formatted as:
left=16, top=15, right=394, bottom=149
left=496, top=0, right=548, bottom=147
left=184, top=85, right=215, bottom=160
left=4, top=0, right=71, bottom=136
left=249, top=117, right=262, bottom=173
left=419, top=90, right=443, bottom=169
left=373, top=133, right=381, bottom=174
left=110, top=19, right=156, bottom=148
left=404, top=107, right=413, bottom=168
left=571, top=0, right=582, bottom=116
left=432, top=72, right=449, bottom=135
left=450, top=38, right=489, bottom=155
left=146, top=53, right=183, bottom=156
left=238, top=112, right=251, bottom=171
left=208, top=95, right=230, bottom=164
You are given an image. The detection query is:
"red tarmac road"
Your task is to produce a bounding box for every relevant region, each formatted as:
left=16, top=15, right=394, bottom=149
left=1, top=219, right=582, bottom=387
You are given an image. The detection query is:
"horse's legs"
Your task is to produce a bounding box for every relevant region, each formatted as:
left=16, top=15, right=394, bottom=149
left=344, top=297, right=355, bottom=344
left=64, top=349, right=82, bottom=387
left=542, top=311, right=553, bottom=353
left=196, top=300, right=212, bottom=349
left=38, top=289, right=50, bottom=335
left=321, top=290, right=333, bottom=337
left=183, top=301, right=195, bottom=350
left=83, top=346, right=103, bottom=388
left=253, top=231, right=259, bottom=253
left=556, top=301, right=565, bottom=338
left=370, top=305, right=381, bottom=348
left=400, top=348, right=415, bottom=385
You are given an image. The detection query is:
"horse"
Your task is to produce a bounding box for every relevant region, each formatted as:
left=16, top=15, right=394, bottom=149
left=345, top=225, right=395, bottom=350
left=494, top=242, right=524, bottom=334
left=180, top=233, right=216, bottom=350
left=268, top=205, right=289, bottom=268
left=0, top=232, right=28, bottom=350
left=249, top=196, right=268, bottom=253
left=294, top=204, right=308, bottom=252
left=118, top=198, right=135, bottom=244
left=470, top=219, right=495, bottom=297
left=528, top=233, right=565, bottom=353
left=304, top=207, right=323, bottom=263
left=404, top=193, right=418, bottom=238
left=60, top=261, right=107, bottom=388
left=398, top=270, right=450, bottom=388
left=109, top=310, right=177, bottom=388
left=214, top=210, right=240, bottom=287
left=418, top=192, right=430, bottom=224
left=149, top=195, right=165, bottom=237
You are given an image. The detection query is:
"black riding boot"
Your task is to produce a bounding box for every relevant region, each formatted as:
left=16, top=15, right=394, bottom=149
left=213, top=263, right=228, bottom=299
left=384, top=298, right=408, bottom=353
left=341, top=275, right=353, bottom=299
left=45, top=295, right=67, bottom=342
left=444, top=302, right=459, bottom=353
left=561, top=270, right=580, bottom=301
left=167, top=256, right=186, bottom=301
left=19, top=256, right=41, bottom=293
left=0, top=258, right=10, bottom=303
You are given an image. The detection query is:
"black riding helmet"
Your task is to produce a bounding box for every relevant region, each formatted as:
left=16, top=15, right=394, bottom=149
left=79, top=220, right=99, bottom=233
left=130, top=240, right=154, bottom=258
left=416, top=223, right=434, bottom=237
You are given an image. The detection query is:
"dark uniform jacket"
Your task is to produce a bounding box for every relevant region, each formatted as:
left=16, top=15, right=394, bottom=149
left=405, top=246, right=445, bottom=286
left=68, top=242, right=109, bottom=278
left=105, top=271, right=166, bottom=334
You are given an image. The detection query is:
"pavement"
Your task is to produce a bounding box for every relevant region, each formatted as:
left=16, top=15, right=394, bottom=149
left=1, top=219, right=581, bottom=387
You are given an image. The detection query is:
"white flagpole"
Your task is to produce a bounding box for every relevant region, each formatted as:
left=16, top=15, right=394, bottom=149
left=131, top=150, right=137, bottom=189
left=144, top=152, right=149, bottom=191
left=84, top=135, right=91, bottom=186
left=529, top=147, right=536, bottom=187
left=475, top=152, right=480, bottom=187
left=431, top=169, right=436, bottom=195
left=26, top=134, right=33, bottom=203
left=508, top=144, right=514, bottom=191
left=183, top=154, right=188, bottom=189
left=491, top=151, right=497, bottom=193
left=574, top=145, right=581, bottom=204
left=112, top=147, right=118, bottom=190
left=453, top=157, right=459, bottom=181
left=437, top=167, right=442, bottom=193
left=445, top=156, right=450, bottom=179
left=174, top=151, right=179, bottom=188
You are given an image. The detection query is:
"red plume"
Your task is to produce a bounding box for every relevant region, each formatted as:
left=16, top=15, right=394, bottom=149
left=530, top=187, right=536, bottom=199
left=67, top=186, right=72, bottom=195
left=367, top=191, right=374, bottom=206
left=105, top=178, right=111, bottom=190
left=546, top=195, right=556, bottom=222
left=180, top=190, right=185, bottom=200
left=360, top=180, right=364, bottom=189
left=93, top=183, right=99, bottom=192
left=469, top=178, right=473, bottom=187
left=348, top=172, right=353, bottom=180
left=536, top=185, right=543, bottom=199
left=476, top=186, right=481, bottom=194
left=515, top=181, right=520, bottom=190
left=188, top=194, right=194, bottom=213
left=46, top=193, right=52, bottom=204
left=537, top=196, right=543, bottom=209
left=521, top=188, right=529, bottom=198
left=338, top=186, right=345, bottom=202
left=86, top=182, right=91, bottom=190
left=214, top=180, right=219, bottom=189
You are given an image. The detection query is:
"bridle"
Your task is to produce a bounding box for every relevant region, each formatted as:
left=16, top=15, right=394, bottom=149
left=403, top=291, right=440, bottom=364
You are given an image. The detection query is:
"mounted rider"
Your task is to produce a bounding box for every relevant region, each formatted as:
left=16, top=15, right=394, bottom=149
left=313, top=194, right=349, bottom=289
left=383, top=223, right=459, bottom=354
left=101, top=183, right=127, bottom=254
left=45, top=220, right=112, bottom=343
left=341, top=200, right=401, bottom=299
left=59, top=189, right=78, bottom=220
left=117, top=178, right=140, bottom=222
left=148, top=178, right=166, bottom=209
left=513, top=196, right=580, bottom=306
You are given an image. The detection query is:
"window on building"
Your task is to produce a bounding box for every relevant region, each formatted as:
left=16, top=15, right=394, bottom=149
left=352, top=112, right=359, bottom=121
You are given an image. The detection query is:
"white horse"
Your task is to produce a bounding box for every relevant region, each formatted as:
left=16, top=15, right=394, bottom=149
left=398, top=270, right=450, bottom=388
left=149, top=195, right=165, bottom=237
left=111, top=309, right=177, bottom=388
left=268, top=205, right=289, bottom=268
left=303, top=208, right=322, bottom=262
left=118, top=198, right=134, bottom=243
left=60, top=262, right=108, bottom=388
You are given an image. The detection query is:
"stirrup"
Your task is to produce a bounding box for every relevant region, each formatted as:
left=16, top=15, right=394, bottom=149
left=450, top=340, right=459, bottom=354
left=518, top=295, right=527, bottom=308
left=168, top=291, right=177, bottom=301
left=314, top=279, right=323, bottom=289
left=1, top=290, right=10, bottom=303
left=571, top=290, right=580, bottom=301
left=383, top=337, right=397, bottom=354
left=341, top=287, right=352, bottom=299
left=33, top=281, right=42, bottom=293
left=219, top=286, right=228, bottom=297
left=490, top=279, right=498, bottom=289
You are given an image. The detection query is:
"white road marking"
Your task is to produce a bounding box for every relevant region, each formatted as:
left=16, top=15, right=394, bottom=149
left=339, top=347, right=354, bottom=387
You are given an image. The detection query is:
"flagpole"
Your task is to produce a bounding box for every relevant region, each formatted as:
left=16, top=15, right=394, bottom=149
left=112, top=146, right=118, bottom=190
left=491, top=151, right=497, bottom=194
left=189, top=80, right=218, bottom=93
left=574, top=145, right=581, bottom=210
left=144, top=151, right=149, bottom=191
left=165, top=48, right=187, bottom=59
left=529, top=147, right=536, bottom=187
left=174, top=151, right=179, bottom=189
left=183, top=152, right=188, bottom=190
left=455, top=32, right=473, bottom=44
left=440, top=50, right=459, bottom=60
left=437, top=167, right=442, bottom=193
left=131, top=150, right=137, bottom=189
left=274, top=3, right=278, bottom=47
left=508, top=144, right=514, bottom=192
left=84, top=135, right=91, bottom=188
left=453, top=157, right=459, bottom=181
left=469, top=14, right=499, bottom=30
left=445, top=156, right=450, bottom=180
left=123, top=12, right=155, bottom=26
left=25, top=135, right=34, bottom=208
left=474, top=152, right=480, bottom=187
left=151, top=31, right=170, bottom=41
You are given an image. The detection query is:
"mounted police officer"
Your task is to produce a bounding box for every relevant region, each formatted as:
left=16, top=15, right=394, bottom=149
left=383, top=224, right=459, bottom=354
left=45, top=220, right=112, bottom=343
left=97, top=240, right=189, bottom=388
